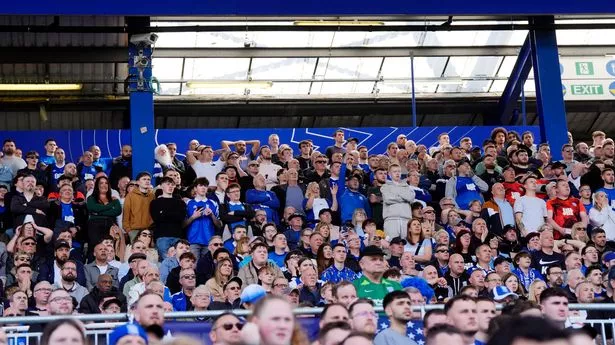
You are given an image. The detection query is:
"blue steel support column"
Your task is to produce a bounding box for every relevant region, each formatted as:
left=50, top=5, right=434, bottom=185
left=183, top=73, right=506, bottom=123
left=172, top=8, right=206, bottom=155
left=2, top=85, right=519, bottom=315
left=128, top=38, right=155, bottom=178
left=493, top=35, right=532, bottom=125
left=529, top=16, right=568, bottom=161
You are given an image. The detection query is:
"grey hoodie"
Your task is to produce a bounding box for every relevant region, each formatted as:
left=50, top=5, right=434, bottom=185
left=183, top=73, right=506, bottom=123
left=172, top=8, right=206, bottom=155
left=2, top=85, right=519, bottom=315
left=381, top=180, right=416, bottom=220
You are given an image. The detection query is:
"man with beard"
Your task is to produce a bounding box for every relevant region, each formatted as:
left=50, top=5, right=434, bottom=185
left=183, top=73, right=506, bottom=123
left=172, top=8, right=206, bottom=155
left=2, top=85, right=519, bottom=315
left=545, top=265, right=564, bottom=288
left=0, top=139, right=26, bottom=187
left=153, top=144, right=174, bottom=183
left=512, top=146, right=542, bottom=177
left=38, top=240, right=87, bottom=286
left=55, top=259, right=88, bottom=306
left=374, top=291, right=418, bottom=345
left=349, top=299, right=378, bottom=336
left=221, top=138, right=260, bottom=171
left=110, top=145, right=132, bottom=189
left=10, top=174, right=49, bottom=227
left=603, top=141, right=615, bottom=161
left=79, top=273, right=127, bottom=314
left=597, top=166, right=615, bottom=207
left=258, top=146, right=282, bottom=190
left=133, top=292, right=165, bottom=342
left=444, top=295, right=478, bottom=345
left=187, top=145, right=224, bottom=187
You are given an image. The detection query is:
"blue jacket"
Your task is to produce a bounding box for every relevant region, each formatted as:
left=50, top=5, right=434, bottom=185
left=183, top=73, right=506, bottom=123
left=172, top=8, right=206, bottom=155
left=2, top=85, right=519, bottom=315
left=171, top=290, right=192, bottom=311
left=340, top=189, right=371, bottom=222
left=246, top=189, right=280, bottom=224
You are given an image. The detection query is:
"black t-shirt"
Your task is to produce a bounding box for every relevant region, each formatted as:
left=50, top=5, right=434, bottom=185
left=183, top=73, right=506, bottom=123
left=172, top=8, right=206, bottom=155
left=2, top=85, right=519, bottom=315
left=531, top=250, right=565, bottom=276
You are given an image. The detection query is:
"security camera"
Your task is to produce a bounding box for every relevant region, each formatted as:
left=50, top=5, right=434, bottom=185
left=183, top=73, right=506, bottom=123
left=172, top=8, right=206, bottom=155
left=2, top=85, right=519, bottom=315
left=130, top=33, right=158, bottom=46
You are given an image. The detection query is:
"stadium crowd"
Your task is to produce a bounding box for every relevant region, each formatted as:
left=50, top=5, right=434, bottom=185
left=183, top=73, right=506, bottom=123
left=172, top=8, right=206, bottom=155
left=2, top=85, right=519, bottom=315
left=0, top=127, right=613, bottom=345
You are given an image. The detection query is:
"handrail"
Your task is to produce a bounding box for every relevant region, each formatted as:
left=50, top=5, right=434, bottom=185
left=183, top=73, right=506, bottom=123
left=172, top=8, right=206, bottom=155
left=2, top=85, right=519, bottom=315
left=0, top=304, right=611, bottom=325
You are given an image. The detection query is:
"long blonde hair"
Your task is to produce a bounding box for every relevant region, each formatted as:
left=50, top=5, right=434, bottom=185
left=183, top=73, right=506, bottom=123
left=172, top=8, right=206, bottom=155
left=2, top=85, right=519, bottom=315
left=305, top=182, right=321, bottom=198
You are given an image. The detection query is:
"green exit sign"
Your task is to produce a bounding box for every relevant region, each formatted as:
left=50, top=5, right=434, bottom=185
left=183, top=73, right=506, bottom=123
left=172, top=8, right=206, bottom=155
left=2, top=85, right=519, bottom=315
left=570, top=84, right=603, bottom=95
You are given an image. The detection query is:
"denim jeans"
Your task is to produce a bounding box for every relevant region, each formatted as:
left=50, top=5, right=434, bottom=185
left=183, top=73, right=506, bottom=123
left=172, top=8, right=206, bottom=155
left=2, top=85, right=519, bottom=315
left=156, top=237, right=180, bottom=260
left=189, top=244, right=208, bottom=261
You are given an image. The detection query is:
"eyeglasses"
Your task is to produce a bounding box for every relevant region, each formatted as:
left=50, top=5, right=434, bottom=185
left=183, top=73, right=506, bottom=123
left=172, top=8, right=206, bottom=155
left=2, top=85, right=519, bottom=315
left=181, top=275, right=196, bottom=280
left=436, top=250, right=449, bottom=253
left=50, top=296, right=72, bottom=303
left=34, top=288, right=52, bottom=293
left=218, top=323, right=244, bottom=331
left=226, top=286, right=240, bottom=291
left=274, top=283, right=289, bottom=288
left=352, top=311, right=378, bottom=319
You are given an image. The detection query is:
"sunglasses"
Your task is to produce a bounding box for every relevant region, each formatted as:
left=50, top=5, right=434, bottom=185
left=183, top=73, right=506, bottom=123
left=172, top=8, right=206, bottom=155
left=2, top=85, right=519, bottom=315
left=181, top=275, right=196, bottom=280
left=316, top=160, right=327, bottom=164
left=211, top=243, right=223, bottom=247
left=219, top=323, right=244, bottom=331
left=22, top=242, right=36, bottom=246
left=436, top=249, right=449, bottom=253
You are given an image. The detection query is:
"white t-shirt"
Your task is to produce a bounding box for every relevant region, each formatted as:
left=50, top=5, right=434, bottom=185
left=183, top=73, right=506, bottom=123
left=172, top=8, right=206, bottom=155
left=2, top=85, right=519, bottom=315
left=192, top=160, right=224, bottom=186
left=96, top=264, right=108, bottom=275
left=513, top=195, right=548, bottom=233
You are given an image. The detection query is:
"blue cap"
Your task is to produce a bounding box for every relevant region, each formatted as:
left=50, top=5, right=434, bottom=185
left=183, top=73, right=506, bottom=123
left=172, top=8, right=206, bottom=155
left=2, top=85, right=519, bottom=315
left=109, top=323, right=148, bottom=345
left=491, top=285, right=519, bottom=301
left=604, top=251, right=615, bottom=263
left=240, top=284, right=267, bottom=304
left=466, top=266, right=484, bottom=277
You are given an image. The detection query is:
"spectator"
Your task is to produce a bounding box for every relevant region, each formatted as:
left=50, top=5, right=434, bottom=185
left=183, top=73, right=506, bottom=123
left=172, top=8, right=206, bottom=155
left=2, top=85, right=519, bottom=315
left=348, top=298, right=378, bottom=336
left=444, top=295, right=478, bottom=345
left=79, top=274, right=126, bottom=314
left=445, top=159, right=488, bottom=210
left=237, top=243, right=283, bottom=286
left=540, top=288, right=570, bottom=329
left=185, top=177, right=222, bottom=259
left=122, top=172, right=154, bottom=242
left=84, top=242, right=119, bottom=290
left=172, top=268, right=197, bottom=311
left=150, top=176, right=187, bottom=257
left=374, top=290, right=417, bottom=345
left=340, top=174, right=371, bottom=223
left=353, top=245, right=402, bottom=306
left=160, top=239, right=191, bottom=283
left=10, top=174, right=49, bottom=227
left=205, top=258, right=235, bottom=302
left=381, top=164, right=415, bottom=239
left=220, top=183, right=255, bottom=239
left=246, top=174, right=280, bottom=224
left=55, top=260, right=88, bottom=307
left=86, top=176, right=122, bottom=253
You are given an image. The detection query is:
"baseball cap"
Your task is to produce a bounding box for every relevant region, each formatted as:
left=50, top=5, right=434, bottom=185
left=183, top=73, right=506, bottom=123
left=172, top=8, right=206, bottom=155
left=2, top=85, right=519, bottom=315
left=288, top=212, right=305, bottom=221
left=346, top=137, right=359, bottom=144
left=359, top=245, right=386, bottom=260
left=390, top=237, right=407, bottom=246
left=549, top=161, right=567, bottom=170
left=54, top=240, right=70, bottom=251
left=240, top=284, right=267, bottom=304
left=224, top=277, right=243, bottom=290
left=466, top=266, right=484, bottom=277
left=102, top=298, right=123, bottom=310
left=109, top=323, right=148, bottom=345
left=456, top=158, right=471, bottom=168
left=491, top=285, right=519, bottom=301
left=604, top=252, right=615, bottom=264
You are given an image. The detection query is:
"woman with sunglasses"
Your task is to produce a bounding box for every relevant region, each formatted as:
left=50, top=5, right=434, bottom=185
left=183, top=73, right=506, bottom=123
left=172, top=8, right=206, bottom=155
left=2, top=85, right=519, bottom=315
left=5, top=251, right=34, bottom=287
left=124, top=229, right=159, bottom=264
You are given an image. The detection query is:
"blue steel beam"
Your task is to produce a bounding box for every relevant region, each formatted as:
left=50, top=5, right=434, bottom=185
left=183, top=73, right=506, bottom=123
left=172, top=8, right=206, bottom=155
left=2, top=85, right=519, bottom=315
left=529, top=16, right=568, bottom=161
left=128, top=17, right=156, bottom=178
left=493, top=35, right=532, bottom=126
left=2, top=1, right=613, bottom=16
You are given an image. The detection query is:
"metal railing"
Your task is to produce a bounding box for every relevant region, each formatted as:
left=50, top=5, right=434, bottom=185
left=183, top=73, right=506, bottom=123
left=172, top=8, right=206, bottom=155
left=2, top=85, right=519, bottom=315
left=3, top=304, right=615, bottom=345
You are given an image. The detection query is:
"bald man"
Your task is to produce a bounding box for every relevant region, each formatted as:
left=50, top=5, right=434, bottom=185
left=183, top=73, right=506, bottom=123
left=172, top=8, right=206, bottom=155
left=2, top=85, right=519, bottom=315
left=445, top=254, right=468, bottom=295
